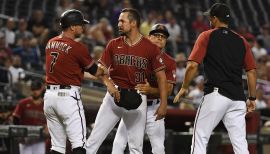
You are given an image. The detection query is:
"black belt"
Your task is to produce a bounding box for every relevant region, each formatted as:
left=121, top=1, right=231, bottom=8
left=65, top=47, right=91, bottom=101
left=46, top=85, right=71, bottom=89
left=118, top=87, right=137, bottom=92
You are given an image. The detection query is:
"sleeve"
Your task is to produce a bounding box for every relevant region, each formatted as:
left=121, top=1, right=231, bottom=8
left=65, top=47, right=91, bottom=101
left=243, top=38, right=256, bottom=71
left=188, top=31, right=210, bottom=64
left=76, top=44, right=95, bottom=69
left=150, top=46, right=166, bottom=72
left=166, top=59, right=177, bottom=84
left=98, top=40, right=113, bottom=69
left=12, top=103, right=23, bottom=118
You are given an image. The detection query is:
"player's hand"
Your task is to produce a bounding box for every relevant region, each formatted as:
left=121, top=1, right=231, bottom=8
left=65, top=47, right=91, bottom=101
left=246, top=100, right=256, bottom=113
left=135, top=79, right=151, bottom=95
left=173, top=88, right=188, bottom=103
left=154, top=103, right=167, bottom=121
left=107, top=84, right=120, bottom=102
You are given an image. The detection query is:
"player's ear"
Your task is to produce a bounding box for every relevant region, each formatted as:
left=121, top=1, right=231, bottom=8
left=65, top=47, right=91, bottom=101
left=70, top=25, right=76, bottom=31
left=130, top=20, right=137, bottom=28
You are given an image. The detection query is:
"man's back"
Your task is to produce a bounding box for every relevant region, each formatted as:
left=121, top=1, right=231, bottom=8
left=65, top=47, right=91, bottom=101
left=45, top=36, right=93, bottom=86
left=189, top=27, right=255, bottom=101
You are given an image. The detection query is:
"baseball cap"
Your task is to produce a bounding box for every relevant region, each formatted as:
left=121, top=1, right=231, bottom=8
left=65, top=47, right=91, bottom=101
left=149, top=24, right=170, bottom=38
left=203, top=3, right=231, bottom=21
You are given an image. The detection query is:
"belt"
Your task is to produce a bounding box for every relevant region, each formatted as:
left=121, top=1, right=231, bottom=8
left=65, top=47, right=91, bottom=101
left=147, top=99, right=159, bottom=106
left=46, top=85, right=71, bottom=90
left=118, top=87, right=137, bottom=92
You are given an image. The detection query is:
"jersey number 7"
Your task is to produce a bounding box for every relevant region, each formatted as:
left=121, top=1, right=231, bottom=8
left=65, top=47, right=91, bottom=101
left=49, top=52, right=59, bottom=73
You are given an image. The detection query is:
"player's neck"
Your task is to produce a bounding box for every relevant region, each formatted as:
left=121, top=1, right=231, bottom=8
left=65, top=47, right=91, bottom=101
left=125, top=31, right=142, bottom=46
left=60, top=31, right=75, bottom=40
left=214, top=22, right=228, bottom=28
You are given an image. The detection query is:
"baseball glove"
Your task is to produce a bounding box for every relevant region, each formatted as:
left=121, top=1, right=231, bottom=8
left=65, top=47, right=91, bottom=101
left=115, top=90, right=142, bottom=110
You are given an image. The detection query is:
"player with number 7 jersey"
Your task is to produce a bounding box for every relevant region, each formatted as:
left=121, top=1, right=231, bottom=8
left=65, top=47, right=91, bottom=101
left=44, top=9, right=106, bottom=154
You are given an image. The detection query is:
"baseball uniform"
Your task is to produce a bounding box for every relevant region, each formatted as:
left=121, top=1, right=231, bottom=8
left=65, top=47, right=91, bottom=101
left=13, top=97, right=46, bottom=154
left=44, top=36, right=96, bottom=153
left=112, top=51, right=176, bottom=154
left=188, top=27, right=256, bottom=153
left=86, top=36, right=165, bottom=154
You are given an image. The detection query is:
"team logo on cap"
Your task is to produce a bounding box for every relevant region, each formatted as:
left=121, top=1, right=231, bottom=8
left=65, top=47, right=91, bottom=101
left=157, top=25, right=165, bottom=30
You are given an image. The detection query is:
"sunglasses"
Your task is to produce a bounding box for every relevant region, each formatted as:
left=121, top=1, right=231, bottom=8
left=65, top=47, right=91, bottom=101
left=152, top=33, right=167, bottom=39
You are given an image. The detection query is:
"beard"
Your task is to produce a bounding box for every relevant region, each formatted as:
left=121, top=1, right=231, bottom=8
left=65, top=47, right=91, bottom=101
left=118, top=27, right=130, bottom=36
left=118, top=30, right=127, bottom=36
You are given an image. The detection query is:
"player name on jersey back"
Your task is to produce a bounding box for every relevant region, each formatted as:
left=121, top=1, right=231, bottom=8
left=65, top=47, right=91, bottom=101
left=46, top=41, right=72, bottom=54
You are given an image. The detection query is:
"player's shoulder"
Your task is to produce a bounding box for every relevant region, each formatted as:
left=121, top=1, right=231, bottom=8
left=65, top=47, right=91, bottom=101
left=109, top=36, right=123, bottom=44
left=162, top=52, right=176, bottom=67
left=106, top=36, right=124, bottom=48
left=142, top=36, right=157, bottom=47
left=162, top=52, right=175, bottom=62
left=47, top=36, right=59, bottom=43
left=18, top=97, right=32, bottom=105
left=230, top=30, right=247, bottom=41
left=199, top=29, right=216, bottom=37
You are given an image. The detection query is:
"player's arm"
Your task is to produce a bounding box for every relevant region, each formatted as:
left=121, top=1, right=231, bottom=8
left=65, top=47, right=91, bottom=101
left=154, top=69, right=168, bottom=120
left=135, top=80, right=173, bottom=96
left=173, top=61, right=199, bottom=103
left=173, top=31, right=209, bottom=103
left=246, top=69, right=256, bottom=98
left=246, top=69, right=256, bottom=113
left=243, top=37, right=257, bottom=112
left=85, top=63, right=108, bottom=78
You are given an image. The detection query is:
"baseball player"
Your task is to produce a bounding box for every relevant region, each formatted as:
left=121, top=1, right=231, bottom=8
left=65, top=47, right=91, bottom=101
left=12, top=80, right=47, bottom=154
left=173, top=3, right=256, bottom=154
left=44, top=9, right=106, bottom=154
left=86, top=8, right=168, bottom=154
left=112, top=24, right=176, bottom=154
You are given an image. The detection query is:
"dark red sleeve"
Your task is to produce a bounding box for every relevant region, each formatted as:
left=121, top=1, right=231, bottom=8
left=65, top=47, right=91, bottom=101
left=243, top=38, right=256, bottom=70
left=99, top=40, right=113, bottom=68
left=188, top=31, right=211, bottom=64
left=165, top=57, right=176, bottom=84
left=150, top=46, right=165, bottom=72
left=13, top=102, right=23, bottom=118
left=76, top=44, right=95, bottom=69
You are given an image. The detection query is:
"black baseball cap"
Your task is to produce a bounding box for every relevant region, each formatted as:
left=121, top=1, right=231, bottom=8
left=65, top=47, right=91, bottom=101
left=203, top=3, right=231, bottom=22
left=149, top=24, right=170, bottom=38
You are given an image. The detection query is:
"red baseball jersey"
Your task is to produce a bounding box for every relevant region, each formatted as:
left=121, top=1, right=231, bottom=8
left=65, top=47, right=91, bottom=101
left=45, top=36, right=95, bottom=86
left=13, top=97, right=46, bottom=125
left=99, top=36, right=165, bottom=89
left=147, top=51, right=176, bottom=99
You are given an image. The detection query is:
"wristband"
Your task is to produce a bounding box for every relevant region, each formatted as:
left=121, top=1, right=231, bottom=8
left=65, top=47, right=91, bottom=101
left=248, top=96, right=256, bottom=101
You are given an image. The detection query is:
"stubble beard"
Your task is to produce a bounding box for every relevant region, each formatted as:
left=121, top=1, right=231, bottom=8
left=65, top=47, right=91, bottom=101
left=119, top=28, right=131, bottom=36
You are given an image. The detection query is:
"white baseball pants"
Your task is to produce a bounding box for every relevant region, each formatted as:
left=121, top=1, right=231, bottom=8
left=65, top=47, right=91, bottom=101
left=86, top=92, right=147, bottom=154
left=191, top=89, right=249, bottom=154
left=44, top=85, right=86, bottom=153
left=19, top=141, right=45, bottom=154
left=112, top=99, right=165, bottom=154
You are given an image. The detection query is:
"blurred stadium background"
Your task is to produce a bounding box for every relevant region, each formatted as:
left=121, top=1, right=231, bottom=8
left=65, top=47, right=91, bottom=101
left=0, top=0, right=270, bottom=153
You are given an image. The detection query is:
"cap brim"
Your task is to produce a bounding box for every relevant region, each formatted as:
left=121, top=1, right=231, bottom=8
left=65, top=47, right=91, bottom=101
left=150, top=30, right=170, bottom=38
left=83, top=19, right=90, bottom=24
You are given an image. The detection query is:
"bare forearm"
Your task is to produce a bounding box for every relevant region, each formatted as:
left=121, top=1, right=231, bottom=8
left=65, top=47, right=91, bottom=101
left=182, top=61, right=199, bottom=89
left=156, top=71, right=168, bottom=105
left=147, top=83, right=174, bottom=97
left=246, top=69, right=256, bottom=97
